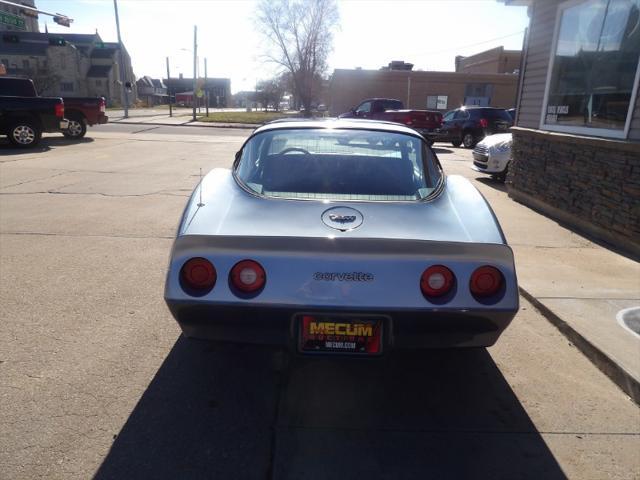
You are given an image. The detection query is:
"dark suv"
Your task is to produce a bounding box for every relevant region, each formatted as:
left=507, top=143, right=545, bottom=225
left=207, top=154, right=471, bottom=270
left=435, top=107, right=513, bottom=148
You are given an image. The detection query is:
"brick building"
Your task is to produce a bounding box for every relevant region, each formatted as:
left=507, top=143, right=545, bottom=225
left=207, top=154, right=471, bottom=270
left=455, top=46, right=521, bottom=74
left=328, top=66, right=519, bottom=116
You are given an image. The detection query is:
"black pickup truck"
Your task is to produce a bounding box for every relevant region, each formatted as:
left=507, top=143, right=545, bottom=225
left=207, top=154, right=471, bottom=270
left=0, top=77, right=69, bottom=148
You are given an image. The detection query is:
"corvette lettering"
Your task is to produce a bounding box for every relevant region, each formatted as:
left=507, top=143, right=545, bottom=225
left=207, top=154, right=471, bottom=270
left=309, top=322, right=374, bottom=337
left=328, top=214, right=356, bottom=224
left=313, top=272, right=374, bottom=281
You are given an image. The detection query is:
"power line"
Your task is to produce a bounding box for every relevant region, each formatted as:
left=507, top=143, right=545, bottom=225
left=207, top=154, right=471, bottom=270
left=409, top=31, right=525, bottom=57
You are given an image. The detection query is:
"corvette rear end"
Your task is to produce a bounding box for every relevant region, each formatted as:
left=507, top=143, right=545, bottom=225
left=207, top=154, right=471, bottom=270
left=164, top=120, right=518, bottom=354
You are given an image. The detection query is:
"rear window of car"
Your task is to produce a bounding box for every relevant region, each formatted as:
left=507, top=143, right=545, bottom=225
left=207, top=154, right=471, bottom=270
left=381, top=100, right=403, bottom=111
left=475, top=109, right=513, bottom=122
left=0, top=78, right=37, bottom=96
left=235, top=128, right=443, bottom=201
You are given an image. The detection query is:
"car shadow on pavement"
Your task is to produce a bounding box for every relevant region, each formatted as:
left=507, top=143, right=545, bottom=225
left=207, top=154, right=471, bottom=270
left=94, top=340, right=566, bottom=480
left=476, top=176, right=508, bottom=193
left=431, top=147, right=454, bottom=154
left=0, top=136, right=94, bottom=155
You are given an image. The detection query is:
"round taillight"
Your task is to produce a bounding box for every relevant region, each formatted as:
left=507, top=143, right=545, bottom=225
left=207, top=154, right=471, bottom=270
left=230, top=260, right=266, bottom=293
left=420, top=265, right=455, bottom=298
left=180, top=257, right=216, bottom=292
left=470, top=266, right=504, bottom=297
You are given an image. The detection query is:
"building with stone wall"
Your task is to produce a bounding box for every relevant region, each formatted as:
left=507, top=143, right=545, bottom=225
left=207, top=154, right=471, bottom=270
left=0, top=31, right=136, bottom=106
left=0, top=0, right=39, bottom=33
left=503, top=0, right=640, bottom=256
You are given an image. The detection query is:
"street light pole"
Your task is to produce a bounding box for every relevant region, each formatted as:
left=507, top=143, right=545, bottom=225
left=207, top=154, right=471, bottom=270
left=166, top=57, right=172, bottom=117
left=113, top=0, right=129, bottom=118
left=192, top=25, right=197, bottom=122
left=204, top=57, right=209, bottom=117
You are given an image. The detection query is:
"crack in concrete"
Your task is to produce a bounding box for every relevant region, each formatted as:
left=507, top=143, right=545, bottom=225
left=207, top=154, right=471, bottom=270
left=274, top=425, right=640, bottom=436
left=0, top=190, right=189, bottom=198
left=0, top=172, right=70, bottom=189
left=0, top=231, right=173, bottom=239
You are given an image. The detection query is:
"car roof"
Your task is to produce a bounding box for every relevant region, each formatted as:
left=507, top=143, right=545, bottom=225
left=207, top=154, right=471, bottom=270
left=253, top=118, right=423, bottom=137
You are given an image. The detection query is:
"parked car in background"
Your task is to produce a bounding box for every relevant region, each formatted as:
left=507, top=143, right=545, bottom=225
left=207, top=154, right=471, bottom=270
left=164, top=118, right=519, bottom=354
left=61, top=97, right=108, bottom=139
left=435, top=107, right=513, bottom=148
left=0, top=77, right=68, bottom=148
left=339, top=98, right=442, bottom=144
left=472, top=133, right=512, bottom=182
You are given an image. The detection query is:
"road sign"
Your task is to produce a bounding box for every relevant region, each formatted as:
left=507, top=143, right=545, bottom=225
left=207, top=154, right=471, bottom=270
left=196, top=89, right=204, bottom=98
left=0, top=12, right=26, bottom=30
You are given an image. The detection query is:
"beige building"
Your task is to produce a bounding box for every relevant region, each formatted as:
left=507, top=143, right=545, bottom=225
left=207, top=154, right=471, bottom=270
left=328, top=67, right=519, bottom=116
left=455, top=46, right=521, bottom=74
left=0, top=31, right=136, bottom=106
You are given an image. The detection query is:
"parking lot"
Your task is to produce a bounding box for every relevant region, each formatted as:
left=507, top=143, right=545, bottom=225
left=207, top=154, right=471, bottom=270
left=1, top=125, right=638, bottom=479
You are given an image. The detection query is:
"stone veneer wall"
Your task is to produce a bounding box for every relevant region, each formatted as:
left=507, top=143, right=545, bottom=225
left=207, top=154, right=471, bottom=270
left=508, top=127, right=640, bottom=257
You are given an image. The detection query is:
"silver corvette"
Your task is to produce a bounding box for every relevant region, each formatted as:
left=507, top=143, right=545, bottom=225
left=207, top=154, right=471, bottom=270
left=164, top=119, right=518, bottom=355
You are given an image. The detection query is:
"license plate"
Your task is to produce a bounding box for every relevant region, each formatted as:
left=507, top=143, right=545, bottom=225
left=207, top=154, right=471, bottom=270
left=298, top=314, right=383, bottom=355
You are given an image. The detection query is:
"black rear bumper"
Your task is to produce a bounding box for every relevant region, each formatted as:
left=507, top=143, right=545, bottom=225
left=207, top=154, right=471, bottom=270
left=166, top=301, right=516, bottom=350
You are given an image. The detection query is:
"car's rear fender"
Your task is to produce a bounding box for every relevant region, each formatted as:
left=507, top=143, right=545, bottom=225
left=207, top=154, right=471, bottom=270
left=165, top=235, right=518, bottom=312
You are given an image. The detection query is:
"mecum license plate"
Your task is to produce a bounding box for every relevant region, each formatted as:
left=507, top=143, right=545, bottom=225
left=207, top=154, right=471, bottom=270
left=298, top=314, right=383, bottom=355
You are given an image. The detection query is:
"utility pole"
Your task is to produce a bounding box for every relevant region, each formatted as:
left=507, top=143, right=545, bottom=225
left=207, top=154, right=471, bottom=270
left=166, top=57, right=172, bottom=117
left=204, top=57, right=209, bottom=117
left=113, top=0, right=129, bottom=118
left=192, top=25, right=197, bottom=122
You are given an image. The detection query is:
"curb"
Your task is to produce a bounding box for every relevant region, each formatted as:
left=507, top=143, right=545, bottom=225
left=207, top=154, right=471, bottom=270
left=519, top=287, right=639, bottom=404
left=109, top=120, right=258, bottom=130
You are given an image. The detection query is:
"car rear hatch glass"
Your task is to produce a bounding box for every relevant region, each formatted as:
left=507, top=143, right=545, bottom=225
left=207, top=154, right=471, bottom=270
left=235, top=128, right=443, bottom=201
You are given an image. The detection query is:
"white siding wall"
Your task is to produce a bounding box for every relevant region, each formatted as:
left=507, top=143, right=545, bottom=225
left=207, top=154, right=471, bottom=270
left=517, top=0, right=557, bottom=129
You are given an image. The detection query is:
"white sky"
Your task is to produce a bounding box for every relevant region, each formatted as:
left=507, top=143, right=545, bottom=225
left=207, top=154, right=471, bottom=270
left=37, top=0, right=530, bottom=93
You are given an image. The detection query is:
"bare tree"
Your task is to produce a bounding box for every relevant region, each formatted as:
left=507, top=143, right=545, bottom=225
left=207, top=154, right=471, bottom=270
left=26, top=65, right=61, bottom=96
left=256, top=75, right=287, bottom=111
left=256, top=0, right=338, bottom=116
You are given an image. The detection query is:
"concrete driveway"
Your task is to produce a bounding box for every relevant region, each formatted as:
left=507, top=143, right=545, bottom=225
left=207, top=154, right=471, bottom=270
left=0, top=127, right=638, bottom=479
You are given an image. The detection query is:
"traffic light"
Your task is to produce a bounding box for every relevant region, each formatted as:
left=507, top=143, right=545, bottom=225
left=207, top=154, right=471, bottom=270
left=53, top=15, right=71, bottom=27
left=49, top=37, right=66, bottom=46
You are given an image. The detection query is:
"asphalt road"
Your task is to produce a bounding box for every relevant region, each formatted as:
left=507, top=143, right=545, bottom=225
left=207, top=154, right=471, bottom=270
left=1, top=125, right=638, bottom=480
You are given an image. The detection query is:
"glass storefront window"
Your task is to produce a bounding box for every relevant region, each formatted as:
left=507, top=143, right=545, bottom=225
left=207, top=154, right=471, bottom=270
left=544, top=0, right=640, bottom=136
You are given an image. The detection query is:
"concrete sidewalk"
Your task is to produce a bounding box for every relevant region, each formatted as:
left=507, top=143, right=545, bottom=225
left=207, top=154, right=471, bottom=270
left=470, top=175, right=640, bottom=403
left=109, top=113, right=258, bottom=130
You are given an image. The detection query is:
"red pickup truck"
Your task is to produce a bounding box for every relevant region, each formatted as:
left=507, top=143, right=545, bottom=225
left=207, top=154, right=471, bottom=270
left=62, top=97, right=108, bottom=139
left=339, top=98, right=442, bottom=144
left=0, top=77, right=108, bottom=140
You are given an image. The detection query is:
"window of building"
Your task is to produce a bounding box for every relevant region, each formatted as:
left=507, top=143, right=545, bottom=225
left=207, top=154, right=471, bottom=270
left=427, top=95, right=448, bottom=110
left=542, top=0, right=640, bottom=138
left=95, top=79, right=102, bottom=86
left=60, top=82, right=74, bottom=92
